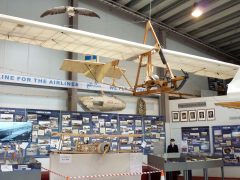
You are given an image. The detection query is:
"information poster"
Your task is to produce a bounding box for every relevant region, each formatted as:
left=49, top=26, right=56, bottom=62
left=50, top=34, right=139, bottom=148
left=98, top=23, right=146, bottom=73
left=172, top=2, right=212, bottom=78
left=119, top=114, right=143, bottom=152
left=26, top=109, right=60, bottom=157
left=91, top=113, right=118, bottom=151
left=143, top=115, right=165, bottom=154
left=212, top=125, right=240, bottom=166
left=0, top=108, right=29, bottom=158
left=0, top=108, right=26, bottom=122
left=61, top=111, right=91, bottom=151
left=182, top=126, right=210, bottom=153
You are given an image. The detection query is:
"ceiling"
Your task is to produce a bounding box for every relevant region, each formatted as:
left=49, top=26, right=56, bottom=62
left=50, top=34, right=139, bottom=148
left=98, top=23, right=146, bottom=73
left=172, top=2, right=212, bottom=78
left=98, top=0, right=240, bottom=64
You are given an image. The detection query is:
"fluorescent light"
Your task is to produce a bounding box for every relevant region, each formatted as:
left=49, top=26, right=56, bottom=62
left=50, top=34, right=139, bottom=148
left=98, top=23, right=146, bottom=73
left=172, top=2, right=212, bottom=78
left=191, top=7, right=203, bottom=17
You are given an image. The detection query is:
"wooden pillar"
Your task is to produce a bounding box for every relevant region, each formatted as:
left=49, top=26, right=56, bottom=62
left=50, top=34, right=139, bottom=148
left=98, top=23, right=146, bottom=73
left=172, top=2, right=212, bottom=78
left=156, top=29, right=170, bottom=123
left=67, top=0, right=78, bottom=111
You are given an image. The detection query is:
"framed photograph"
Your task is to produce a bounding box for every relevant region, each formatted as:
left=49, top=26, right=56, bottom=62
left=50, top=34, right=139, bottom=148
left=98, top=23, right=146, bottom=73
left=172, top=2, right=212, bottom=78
left=180, top=111, right=188, bottom=122
left=188, top=110, right=197, bottom=121
left=172, top=111, right=180, bottom=122
left=198, top=110, right=206, bottom=121
left=207, top=109, right=215, bottom=121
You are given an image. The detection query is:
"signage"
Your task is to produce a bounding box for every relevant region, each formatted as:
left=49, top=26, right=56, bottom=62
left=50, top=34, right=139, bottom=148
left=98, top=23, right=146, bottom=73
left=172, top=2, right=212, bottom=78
left=0, top=73, right=129, bottom=93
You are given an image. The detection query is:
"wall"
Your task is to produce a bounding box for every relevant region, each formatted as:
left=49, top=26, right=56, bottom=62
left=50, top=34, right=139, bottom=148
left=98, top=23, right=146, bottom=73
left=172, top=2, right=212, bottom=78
left=168, top=95, right=240, bottom=178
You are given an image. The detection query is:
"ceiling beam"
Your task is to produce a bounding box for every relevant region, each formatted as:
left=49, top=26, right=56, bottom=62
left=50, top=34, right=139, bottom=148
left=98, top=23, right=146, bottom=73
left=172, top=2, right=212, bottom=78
left=156, top=0, right=193, bottom=21
left=202, top=24, right=240, bottom=43
left=138, top=0, right=163, bottom=14
left=176, top=1, right=240, bottom=31
left=222, top=41, right=240, bottom=52
left=212, top=34, right=240, bottom=47
left=152, top=0, right=189, bottom=20
left=188, top=11, right=240, bottom=36
left=165, top=0, right=231, bottom=27
left=228, top=49, right=240, bottom=56
left=125, top=0, right=141, bottom=8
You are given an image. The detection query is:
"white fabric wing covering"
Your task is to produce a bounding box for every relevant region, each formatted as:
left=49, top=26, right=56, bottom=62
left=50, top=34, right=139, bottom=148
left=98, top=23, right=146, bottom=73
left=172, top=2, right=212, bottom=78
left=153, top=49, right=239, bottom=80
left=0, top=14, right=152, bottom=60
left=0, top=14, right=239, bottom=80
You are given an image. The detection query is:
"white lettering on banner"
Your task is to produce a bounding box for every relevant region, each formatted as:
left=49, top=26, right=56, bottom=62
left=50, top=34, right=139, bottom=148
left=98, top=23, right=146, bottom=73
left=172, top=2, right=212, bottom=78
left=0, top=73, right=130, bottom=93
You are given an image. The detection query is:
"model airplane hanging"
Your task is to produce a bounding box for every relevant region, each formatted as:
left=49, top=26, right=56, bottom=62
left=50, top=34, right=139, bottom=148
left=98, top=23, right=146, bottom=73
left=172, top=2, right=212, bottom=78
left=0, top=14, right=239, bottom=95
left=40, top=6, right=100, bottom=18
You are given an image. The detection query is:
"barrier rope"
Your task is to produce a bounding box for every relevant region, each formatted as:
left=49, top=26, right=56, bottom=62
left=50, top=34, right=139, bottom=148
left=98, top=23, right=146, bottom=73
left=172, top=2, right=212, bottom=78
left=42, top=163, right=162, bottom=179
left=41, top=167, right=66, bottom=179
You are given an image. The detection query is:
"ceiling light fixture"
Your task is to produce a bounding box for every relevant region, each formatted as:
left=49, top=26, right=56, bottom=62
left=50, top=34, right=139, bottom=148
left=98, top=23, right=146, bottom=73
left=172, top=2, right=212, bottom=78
left=191, top=2, right=203, bottom=18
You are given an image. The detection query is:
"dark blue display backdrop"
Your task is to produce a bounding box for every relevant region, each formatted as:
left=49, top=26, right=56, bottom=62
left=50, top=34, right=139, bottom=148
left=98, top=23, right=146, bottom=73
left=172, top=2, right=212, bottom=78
left=182, top=126, right=210, bottom=153
left=0, top=107, right=165, bottom=157
left=26, top=109, right=60, bottom=157
left=212, top=125, right=240, bottom=166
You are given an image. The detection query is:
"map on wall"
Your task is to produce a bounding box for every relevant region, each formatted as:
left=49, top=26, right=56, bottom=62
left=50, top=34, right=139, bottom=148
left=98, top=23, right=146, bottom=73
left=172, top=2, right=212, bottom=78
left=212, top=125, right=240, bottom=166
left=182, top=126, right=210, bottom=153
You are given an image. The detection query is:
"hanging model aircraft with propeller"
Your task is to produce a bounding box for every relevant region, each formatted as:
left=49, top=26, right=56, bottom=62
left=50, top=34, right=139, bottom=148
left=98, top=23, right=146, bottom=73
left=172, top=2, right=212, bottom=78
left=0, top=14, right=239, bottom=96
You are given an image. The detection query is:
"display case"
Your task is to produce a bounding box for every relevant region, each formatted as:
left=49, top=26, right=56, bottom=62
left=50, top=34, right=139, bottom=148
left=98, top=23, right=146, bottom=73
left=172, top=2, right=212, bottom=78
left=0, top=157, right=41, bottom=180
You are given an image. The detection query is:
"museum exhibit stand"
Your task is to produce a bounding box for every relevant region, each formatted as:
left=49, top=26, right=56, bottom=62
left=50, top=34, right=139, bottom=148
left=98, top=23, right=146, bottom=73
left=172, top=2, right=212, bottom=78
left=0, top=157, right=41, bottom=180
left=49, top=152, right=142, bottom=180
left=148, top=153, right=224, bottom=180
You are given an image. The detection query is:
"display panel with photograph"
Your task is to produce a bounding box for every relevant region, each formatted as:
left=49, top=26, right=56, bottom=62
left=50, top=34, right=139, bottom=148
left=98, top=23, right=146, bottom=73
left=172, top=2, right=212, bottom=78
left=182, top=126, right=210, bottom=153
left=207, top=109, right=215, bottom=121
left=143, top=115, right=165, bottom=154
left=0, top=122, right=32, bottom=142
left=180, top=111, right=188, bottom=122
left=188, top=110, right=197, bottom=121
left=172, top=111, right=179, bottom=122
left=26, top=109, right=60, bottom=157
left=197, top=110, right=206, bottom=121
left=0, top=108, right=26, bottom=122
left=212, top=125, right=240, bottom=166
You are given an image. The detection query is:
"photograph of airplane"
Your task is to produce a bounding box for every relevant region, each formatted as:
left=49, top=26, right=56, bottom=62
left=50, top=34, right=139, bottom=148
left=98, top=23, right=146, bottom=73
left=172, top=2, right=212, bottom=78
left=0, top=114, right=14, bottom=122
left=0, top=122, right=32, bottom=142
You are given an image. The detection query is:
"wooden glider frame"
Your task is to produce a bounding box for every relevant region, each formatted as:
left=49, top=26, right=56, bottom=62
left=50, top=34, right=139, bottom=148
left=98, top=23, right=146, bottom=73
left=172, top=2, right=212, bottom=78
left=132, top=21, right=188, bottom=96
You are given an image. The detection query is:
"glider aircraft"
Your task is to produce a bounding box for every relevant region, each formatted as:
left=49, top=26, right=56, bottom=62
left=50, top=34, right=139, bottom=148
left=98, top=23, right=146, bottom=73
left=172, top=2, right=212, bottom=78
left=0, top=14, right=239, bottom=96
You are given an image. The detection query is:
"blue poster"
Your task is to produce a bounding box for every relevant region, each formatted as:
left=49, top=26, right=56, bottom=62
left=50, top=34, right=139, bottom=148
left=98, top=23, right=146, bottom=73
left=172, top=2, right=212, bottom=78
left=182, top=126, right=210, bottom=153
left=25, top=109, right=60, bottom=157
left=212, top=125, right=240, bottom=166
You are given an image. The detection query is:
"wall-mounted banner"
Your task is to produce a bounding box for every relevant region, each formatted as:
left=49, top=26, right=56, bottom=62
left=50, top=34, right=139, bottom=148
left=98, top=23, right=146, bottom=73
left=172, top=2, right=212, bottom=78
left=0, top=73, right=130, bottom=93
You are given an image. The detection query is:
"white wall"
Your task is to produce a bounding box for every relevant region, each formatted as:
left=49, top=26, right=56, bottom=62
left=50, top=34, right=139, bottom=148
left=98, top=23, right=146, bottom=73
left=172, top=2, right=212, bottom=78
left=168, top=95, right=240, bottom=178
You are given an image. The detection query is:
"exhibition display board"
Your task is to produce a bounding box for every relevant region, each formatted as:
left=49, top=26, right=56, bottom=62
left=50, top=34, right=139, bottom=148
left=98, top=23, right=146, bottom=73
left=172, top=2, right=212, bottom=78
left=182, top=126, right=210, bottom=153
left=0, top=107, right=165, bottom=157
left=212, top=125, right=240, bottom=166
